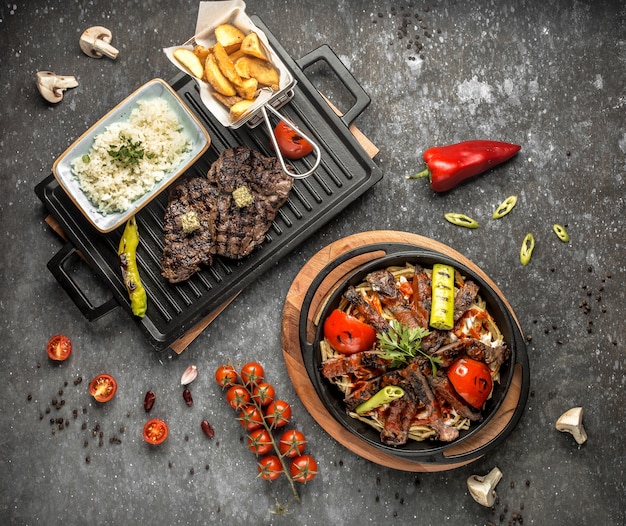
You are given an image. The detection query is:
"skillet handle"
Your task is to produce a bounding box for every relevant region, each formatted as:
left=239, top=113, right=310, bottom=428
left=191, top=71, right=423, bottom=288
left=296, top=44, right=371, bottom=128
left=47, top=242, right=119, bottom=321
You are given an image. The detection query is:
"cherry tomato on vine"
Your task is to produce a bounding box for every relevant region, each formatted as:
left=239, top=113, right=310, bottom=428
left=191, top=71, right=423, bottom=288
left=248, top=428, right=273, bottom=456
left=239, top=405, right=264, bottom=432
left=240, top=361, right=265, bottom=385
left=278, top=429, right=306, bottom=458
left=88, top=374, right=117, bottom=403
left=290, top=454, right=318, bottom=483
left=265, top=400, right=292, bottom=428
left=447, top=357, right=493, bottom=409
left=225, top=385, right=250, bottom=410
left=46, top=334, right=72, bottom=361
left=323, top=309, right=377, bottom=354
left=215, top=364, right=238, bottom=388
left=273, top=121, right=314, bottom=160
left=252, top=382, right=275, bottom=407
left=143, top=418, right=168, bottom=445
left=258, top=455, right=282, bottom=481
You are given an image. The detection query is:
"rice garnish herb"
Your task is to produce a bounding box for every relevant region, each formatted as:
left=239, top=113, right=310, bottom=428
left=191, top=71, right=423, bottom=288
left=71, top=98, right=191, bottom=214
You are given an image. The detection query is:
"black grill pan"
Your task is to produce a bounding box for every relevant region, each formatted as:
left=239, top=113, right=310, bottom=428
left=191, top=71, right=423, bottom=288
left=35, top=18, right=383, bottom=352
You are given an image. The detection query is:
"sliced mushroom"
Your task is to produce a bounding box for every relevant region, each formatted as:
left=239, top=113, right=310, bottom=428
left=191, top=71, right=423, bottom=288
left=556, top=406, right=587, bottom=444
left=36, top=71, right=79, bottom=103
left=79, top=26, right=119, bottom=59
left=467, top=467, right=502, bottom=507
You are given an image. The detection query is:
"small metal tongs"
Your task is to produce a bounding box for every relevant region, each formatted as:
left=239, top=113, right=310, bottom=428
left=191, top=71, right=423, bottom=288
left=260, top=104, right=321, bottom=179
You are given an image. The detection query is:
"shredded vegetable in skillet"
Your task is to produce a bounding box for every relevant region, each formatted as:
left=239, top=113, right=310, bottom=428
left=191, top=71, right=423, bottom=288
left=319, top=263, right=510, bottom=446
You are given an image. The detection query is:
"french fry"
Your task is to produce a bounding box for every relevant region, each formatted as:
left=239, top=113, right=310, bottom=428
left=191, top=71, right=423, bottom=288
left=214, top=23, right=245, bottom=54
left=204, top=52, right=237, bottom=96
left=213, top=42, right=243, bottom=87
left=173, top=48, right=204, bottom=79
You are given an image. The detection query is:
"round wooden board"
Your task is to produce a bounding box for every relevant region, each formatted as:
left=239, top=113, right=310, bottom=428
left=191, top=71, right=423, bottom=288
left=281, top=230, right=529, bottom=472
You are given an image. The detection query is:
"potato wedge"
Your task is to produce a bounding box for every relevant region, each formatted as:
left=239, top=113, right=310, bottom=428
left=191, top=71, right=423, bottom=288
left=204, top=53, right=237, bottom=96
left=235, top=56, right=280, bottom=89
left=213, top=42, right=243, bottom=87
left=229, top=99, right=254, bottom=121
left=173, top=48, right=204, bottom=79
left=235, top=77, right=259, bottom=100
left=214, top=23, right=245, bottom=54
left=240, top=32, right=268, bottom=61
left=193, top=45, right=211, bottom=65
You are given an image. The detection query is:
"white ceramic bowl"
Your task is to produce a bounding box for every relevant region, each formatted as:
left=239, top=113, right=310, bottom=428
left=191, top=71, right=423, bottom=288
left=52, top=78, right=210, bottom=233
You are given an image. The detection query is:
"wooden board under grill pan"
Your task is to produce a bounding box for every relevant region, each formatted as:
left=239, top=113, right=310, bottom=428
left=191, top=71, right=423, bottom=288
left=281, top=230, right=530, bottom=472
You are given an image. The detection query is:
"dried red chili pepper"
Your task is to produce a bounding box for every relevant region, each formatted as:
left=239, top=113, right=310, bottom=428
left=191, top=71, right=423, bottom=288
left=408, top=140, right=521, bottom=192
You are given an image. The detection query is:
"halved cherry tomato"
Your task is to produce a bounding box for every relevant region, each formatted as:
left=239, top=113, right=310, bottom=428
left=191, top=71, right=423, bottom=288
left=289, top=454, right=318, bottom=483
left=225, top=385, right=250, bottom=410
left=273, top=121, right=314, bottom=160
left=258, top=455, right=282, bottom=481
left=323, top=309, right=377, bottom=354
left=248, top=428, right=273, bottom=456
left=143, top=418, right=168, bottom=445
left=88, top=374, right=117, bottom=403
left=447, top=357, right=493, bottom=409
left=240, top=361, right=264, bottom=385
left=238, top=405, right=264, bottom=432
left=278, top=429, right=306, bottom=458
left=215, top=364, right=238, bottom=388
left=265, top=400, right=291, bottom=429
left=46, top=334, right=72, bottom=361
left=252, top=382, right=275, bottom=407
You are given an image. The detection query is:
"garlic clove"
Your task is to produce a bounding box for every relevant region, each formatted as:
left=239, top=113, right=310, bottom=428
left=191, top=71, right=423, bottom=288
left=181, top=364, right=198, bottom=386
left=555, top=406, right=587, bottom=444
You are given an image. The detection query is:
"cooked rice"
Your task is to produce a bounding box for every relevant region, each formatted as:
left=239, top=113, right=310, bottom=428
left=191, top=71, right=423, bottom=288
left=71, top=98, right=191, bottom=214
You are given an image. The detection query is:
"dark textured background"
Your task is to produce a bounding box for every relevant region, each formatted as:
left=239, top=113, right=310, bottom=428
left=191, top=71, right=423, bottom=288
left=1, top=1, right=624, bottom=524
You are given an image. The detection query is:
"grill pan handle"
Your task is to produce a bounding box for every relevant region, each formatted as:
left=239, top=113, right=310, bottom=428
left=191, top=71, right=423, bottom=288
left=297, top=44, right=371, bottom=127
left=47, top=242, right=119, bottom=321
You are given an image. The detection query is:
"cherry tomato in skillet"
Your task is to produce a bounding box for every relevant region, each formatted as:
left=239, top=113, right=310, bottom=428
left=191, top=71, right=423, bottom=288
left=323, top=309, right=377, bottom=355
left=240, top=361, right=265, bottom=385
left=143, top=418, right=169, bottom=445
left=258, top=455, right=282, bottom=481
left=278, top=429, right=306, bottom=458
left=289, top=454, right=318, bottom=483
left=238, top=405, right=264, bottom=432
left=265, top=400, right=292, bottom=429
left=215, top=364, right=238, bottom=388
left=225, top=385, right=250, bottom=410
left=248, top=428, right=273, bottom=456
left=273, top=121, right=314, bottom=160
left=46, top=334, right=72, bottom=361
left=447, top=357, right=493, bottom=409
left=252, top=381, right=275, bottom=407
left=88, top=374, right=117, bottom=403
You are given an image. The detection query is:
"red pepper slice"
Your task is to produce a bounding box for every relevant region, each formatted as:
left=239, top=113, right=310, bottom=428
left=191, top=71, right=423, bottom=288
left=409, top=140, right=521, bottom=192
left=273, top=121, right=314, bottom=160
left=323, top=309, right=377, bottom=355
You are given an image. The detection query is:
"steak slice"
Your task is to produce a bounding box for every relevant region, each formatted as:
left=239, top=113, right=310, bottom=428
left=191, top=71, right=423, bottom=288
left=161, top=176, right=219, bottom=283
left=206, top=147, right=293, bottom=259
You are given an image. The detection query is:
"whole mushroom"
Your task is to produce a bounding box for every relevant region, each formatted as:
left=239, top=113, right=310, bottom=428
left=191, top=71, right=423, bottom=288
left=79, top=26, right=119, bottom=59
left=36, top=71, right=78, bottom=103
left=467, top=467, right=503, bottom=507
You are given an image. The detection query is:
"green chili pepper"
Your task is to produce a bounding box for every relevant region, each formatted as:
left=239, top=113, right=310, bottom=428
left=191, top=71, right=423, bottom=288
left=520, top=233, right=535, bottom=266
left=430, top=263, right=456, bottom=330
left=444, top=213, right=479, bottom=229
left=118, top=216, right=147, bottom=317
left=553, top=224, right=570, bottom=242
left=355, top=386, right=405, bottom=415
left=492, top=195, right=518, bottom=219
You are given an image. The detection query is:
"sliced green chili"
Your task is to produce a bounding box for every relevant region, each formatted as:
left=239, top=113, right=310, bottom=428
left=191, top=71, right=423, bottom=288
left=444, top=213, right=479, bottom=229
left=520, top=233, right=535, bottom=266
left=355, top=386, right=404, bottom=415
left=492, top=195, right=518, bottom=219
left=553, top=224, right=570, bottom=242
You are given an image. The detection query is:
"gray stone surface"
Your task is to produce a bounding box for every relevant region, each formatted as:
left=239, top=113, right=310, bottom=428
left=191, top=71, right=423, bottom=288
left=1, top=1, right=624, bottom=524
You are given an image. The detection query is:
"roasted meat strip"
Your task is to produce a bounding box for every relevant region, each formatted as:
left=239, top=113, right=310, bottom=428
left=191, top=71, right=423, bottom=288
left=343, top=286, right=389, bottom=333
left=453, top=280, right=480, bottom=321
left=366, top=270, right=422, bottom=329
left=321, top=351, right=389, bottom=380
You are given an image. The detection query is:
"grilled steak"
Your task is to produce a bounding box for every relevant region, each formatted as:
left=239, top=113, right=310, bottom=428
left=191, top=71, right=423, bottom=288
left=161, top=147, right=293, bottom=283
left=161, top=176, right=219, bottom=283
left=206, top=147, right=293, bottom=260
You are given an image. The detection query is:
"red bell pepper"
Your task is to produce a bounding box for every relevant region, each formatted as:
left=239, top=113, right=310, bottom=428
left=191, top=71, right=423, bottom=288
left=408, top=140, right=521, bottom=192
